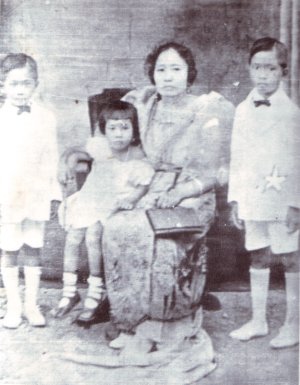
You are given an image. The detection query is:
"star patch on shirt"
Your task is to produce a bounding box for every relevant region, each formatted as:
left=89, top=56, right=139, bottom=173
left=264, top=165, right=286, bottom=191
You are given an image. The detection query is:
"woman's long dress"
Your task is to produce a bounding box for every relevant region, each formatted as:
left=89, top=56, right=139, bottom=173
left=102, top=87, right=234, bottom=380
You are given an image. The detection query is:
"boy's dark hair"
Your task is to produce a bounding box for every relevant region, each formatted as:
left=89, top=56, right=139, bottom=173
left=145, top=41, right=197, bottom=86
left=0, top=53, right=38, bottom=81
left=98, top=100, right=140, bottom=145
left=249, top=37, right=288, bottom=71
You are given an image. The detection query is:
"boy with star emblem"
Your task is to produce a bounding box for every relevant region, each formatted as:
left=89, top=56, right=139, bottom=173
left=228, top=37, right=300, bottom=348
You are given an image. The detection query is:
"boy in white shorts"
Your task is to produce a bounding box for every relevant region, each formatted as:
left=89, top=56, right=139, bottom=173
left=228, top=37, right=299, bottom=349
left=0, top=53, right=61, bottom=328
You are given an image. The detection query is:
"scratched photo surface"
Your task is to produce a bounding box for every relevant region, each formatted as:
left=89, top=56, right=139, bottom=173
left=0, top=1, right=299, bottom=384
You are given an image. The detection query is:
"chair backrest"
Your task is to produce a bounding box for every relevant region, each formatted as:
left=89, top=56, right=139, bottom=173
left=88, top=88, right=132, bottom=135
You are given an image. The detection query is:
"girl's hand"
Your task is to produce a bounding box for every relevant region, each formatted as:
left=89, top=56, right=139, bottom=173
left=114, top=198, right=135, bottom=211
left=58, top=163, right=76, bottom=185
left=136, top=193, right=159, bottom=209
left=286, top=206, right=300, bottom=234
left=229, top=202, right=244, bottom=230
left=156, top=190, right=182, bottom=209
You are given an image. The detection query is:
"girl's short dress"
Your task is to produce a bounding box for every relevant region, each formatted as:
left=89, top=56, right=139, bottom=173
left=60, top=137, right=154, bottom=229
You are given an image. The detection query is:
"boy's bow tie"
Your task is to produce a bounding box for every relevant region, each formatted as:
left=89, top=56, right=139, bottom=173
left=254, top=100, right=271, bottom=107
left=17, top=105, right=31, bottom=114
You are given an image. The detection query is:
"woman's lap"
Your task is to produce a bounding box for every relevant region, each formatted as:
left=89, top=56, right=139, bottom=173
left=103, top=208, right=210, bottom=331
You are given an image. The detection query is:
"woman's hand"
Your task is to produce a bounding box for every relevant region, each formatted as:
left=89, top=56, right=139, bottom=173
left=156, top=190, right=182, bottom=208
left=229, top=202, right=244, bottom=230
left=286, top=206, right=300, bottom=234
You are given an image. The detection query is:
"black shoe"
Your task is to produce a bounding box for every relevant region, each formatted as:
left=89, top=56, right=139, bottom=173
left=202, top=292, right=221, bottom=311
left=51, top=292, right=81, bottom=318
left=75, top=297, right=110, bottom=328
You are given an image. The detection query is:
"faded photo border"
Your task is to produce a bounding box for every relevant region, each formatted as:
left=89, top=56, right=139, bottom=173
left=0, top=1, right=299, bottom=384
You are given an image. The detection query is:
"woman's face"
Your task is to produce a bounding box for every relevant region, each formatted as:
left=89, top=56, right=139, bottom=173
left=153, top=48, right=189, bottom=97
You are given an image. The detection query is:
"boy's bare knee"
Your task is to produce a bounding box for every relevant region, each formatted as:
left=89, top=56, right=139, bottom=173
left=1, top=250, right=19, bottom=267
left=281, top=251, right=299, bottom=272
left=251, top=247, right=271, bottom=269
left=66, top=228, right=85, bottom=246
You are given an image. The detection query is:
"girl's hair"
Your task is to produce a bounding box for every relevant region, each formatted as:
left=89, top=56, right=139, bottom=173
left=0, top=53, right=38, bottom=81
left=249, top=37, right=288, bottom=71
left=145, top=41, right=197, bottom=86
left=98, top=100, right=140, bottom=145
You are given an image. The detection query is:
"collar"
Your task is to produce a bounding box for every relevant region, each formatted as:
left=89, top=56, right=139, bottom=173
left=248, top=86, right=287, bottom=107
left=2, top=100, right=34, bottom=115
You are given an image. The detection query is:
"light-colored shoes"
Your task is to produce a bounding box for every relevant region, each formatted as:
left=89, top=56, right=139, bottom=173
left=229, top=320, right=268, bottom=341
left=270, top=323, right=299, bottom=349
left=24, top=305, right=46, bottom=327
left=109, top=332, right=134, bottom=349
left=1, top=310, right=22, bottom=329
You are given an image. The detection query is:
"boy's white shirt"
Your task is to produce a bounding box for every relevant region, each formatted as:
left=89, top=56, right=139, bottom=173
left=228, top=86, right=300, bottom=221
left=0, top=100, right=62, bottom=223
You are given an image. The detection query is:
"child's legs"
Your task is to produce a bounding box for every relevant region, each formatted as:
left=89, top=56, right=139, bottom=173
left=0, top=224, right=23, bottom=327
left=64, top=227, right=86, bottom=273
left=245, top=221, right=272, bottom=268
left=230, top=221, right=270, bottom=340
left=85, top=221, right=103, bottom=278
left=268, top=221, right=299, bottom=272
left=269, top=227, right=299, bottom=348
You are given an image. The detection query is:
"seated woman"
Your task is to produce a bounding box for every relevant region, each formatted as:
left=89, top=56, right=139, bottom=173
left=102, top=43, right=234, bottom=377
left=62, top=42, right=234, bottom=383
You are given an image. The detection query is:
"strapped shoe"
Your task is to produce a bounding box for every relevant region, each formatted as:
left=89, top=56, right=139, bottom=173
left=51, top=292, right=81, bottom=318
left=75, top=296, right=110, bottom=328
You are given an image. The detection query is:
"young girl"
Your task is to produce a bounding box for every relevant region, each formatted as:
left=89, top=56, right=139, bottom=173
left=52, top=100, right=154, bottom=325
left=0, top=53, right=61, bottom=329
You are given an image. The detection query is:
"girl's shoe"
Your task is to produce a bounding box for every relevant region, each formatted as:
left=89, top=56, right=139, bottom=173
left=75, top=296, right=110, bottom=327
left=51, top=292, right=81, bottom=318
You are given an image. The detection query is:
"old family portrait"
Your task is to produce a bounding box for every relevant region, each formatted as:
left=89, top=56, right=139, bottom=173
left=0, top=0, right=299, bottom=384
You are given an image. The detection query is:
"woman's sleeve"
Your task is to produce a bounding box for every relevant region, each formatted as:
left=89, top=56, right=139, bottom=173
left=181, top=93, right=235, bottom=189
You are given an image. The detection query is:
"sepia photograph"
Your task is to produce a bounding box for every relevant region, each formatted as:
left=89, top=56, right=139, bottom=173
left=0, top=0, right=299, bottom=384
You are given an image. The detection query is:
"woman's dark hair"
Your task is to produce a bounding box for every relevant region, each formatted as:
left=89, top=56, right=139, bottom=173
left=145, top=42, right=197, bottom=86
left=249, top=37, right=288, bottom=71
left=98, top=100, right=140, bottom=145
left=1, top=53, right=38, bottom=81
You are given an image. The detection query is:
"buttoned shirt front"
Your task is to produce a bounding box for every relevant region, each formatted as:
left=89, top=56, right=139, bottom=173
left=0, top=101, right=61, bottom=223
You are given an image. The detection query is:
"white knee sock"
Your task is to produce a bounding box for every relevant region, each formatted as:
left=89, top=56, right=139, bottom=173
left=250, top=267, right=270, bottom=324
left=24, top=266, right=45, bottom=326
left=62, top=272, right=78, bottom=298
left=84, top=276, right=105, bottom=309
left=1, top=266, right=22, bottom=328
left=284, top=272, right=299, bottom=326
